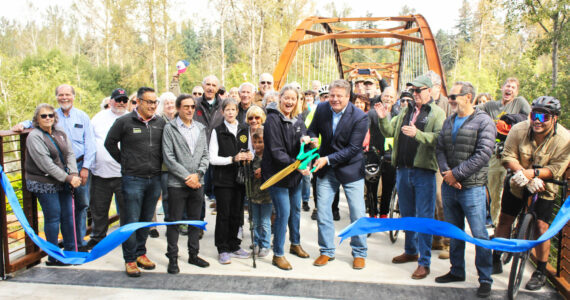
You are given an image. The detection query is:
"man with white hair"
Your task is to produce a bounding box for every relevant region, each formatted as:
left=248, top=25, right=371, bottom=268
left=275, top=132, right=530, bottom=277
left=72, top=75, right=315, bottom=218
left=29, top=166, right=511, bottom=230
left=237, top=82, right=256, bottom=124
left=192, top=86, right=204, bottom=100
left=253, top=73, right=274, bottom=107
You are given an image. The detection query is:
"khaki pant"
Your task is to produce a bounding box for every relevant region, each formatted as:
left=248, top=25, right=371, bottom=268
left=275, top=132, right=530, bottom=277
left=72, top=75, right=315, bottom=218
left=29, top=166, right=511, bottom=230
left=488, top=156, right=507, bottom=226
left=433, top=171, right=449, bottom=247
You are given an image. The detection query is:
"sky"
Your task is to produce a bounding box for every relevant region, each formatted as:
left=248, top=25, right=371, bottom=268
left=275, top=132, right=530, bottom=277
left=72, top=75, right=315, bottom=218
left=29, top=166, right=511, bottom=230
left=0, top=0, right=466, bottom=34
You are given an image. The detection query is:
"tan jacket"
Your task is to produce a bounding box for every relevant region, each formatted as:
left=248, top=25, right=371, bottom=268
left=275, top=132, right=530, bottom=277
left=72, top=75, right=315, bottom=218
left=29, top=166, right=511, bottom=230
left=502, top=120, right=570, bottom=200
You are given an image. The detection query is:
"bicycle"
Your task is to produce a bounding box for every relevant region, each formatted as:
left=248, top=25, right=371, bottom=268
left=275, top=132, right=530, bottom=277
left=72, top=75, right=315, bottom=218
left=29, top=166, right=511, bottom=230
left=506, top=176, right=567, bottom=300
left=388, top=186, right=400, bottom=243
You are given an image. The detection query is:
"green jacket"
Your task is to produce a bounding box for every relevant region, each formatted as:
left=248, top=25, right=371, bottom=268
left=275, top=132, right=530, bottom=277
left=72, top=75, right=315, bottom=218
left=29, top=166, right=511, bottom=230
left=378, top=101, right=445, bottom=172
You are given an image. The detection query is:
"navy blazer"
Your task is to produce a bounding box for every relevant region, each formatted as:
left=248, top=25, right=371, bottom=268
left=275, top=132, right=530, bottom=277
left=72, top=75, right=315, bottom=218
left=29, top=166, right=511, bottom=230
left=307, top=101, right=368, bottom=184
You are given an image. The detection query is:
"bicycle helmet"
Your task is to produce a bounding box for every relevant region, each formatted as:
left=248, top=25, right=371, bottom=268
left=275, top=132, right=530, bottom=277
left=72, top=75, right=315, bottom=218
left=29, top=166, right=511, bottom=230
left=364, top=163, right=380, bottom=182
left=318, top=85, right=330, bottom=96
left=531, top=96, right=561, bottom=116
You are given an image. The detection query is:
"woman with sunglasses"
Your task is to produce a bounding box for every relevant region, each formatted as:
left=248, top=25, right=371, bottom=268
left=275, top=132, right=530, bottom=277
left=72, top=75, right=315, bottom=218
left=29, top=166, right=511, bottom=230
left=245, top=106, right=266, bottom=154
left=25, top=103, right=82, bottom=266
left=262, top=84, right=312, bottom=270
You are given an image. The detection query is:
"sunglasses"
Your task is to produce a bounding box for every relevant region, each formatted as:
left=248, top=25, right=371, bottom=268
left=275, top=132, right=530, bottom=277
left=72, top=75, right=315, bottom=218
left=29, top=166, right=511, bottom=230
left=114, top=97, right=129, bottom=104
left=104, top=104, right=110, bottom=109
left=131, top=100, right=137, bottom=105
left=260, top=81, right=272, bottom=85
left=248, top=116, right=261, bottom=121
left=530, top=112, right=552, bottom=123
left=193, top=92, right=203, bottom=96
left=448, top=93, right=468, bottom=100
left=410, top=87, right=428, bottom=94
left=40, top=113, right=55, bottom=119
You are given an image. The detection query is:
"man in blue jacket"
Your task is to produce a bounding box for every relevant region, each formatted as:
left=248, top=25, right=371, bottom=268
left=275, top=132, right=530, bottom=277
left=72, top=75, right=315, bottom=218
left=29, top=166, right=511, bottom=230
left=435, top=81, right=496, bottom=298
left=308, top=79, right=369, bottom=270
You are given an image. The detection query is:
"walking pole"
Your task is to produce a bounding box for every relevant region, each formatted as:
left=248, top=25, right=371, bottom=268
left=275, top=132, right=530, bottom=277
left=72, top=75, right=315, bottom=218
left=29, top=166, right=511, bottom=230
left=70, top=188, right=78, bottom=252
left=244, top=160, right=256, bottom=268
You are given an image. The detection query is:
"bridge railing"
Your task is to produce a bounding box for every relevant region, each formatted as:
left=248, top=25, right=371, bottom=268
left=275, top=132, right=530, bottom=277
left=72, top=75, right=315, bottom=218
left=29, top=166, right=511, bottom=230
left=0, top=130, right=118, bottom=278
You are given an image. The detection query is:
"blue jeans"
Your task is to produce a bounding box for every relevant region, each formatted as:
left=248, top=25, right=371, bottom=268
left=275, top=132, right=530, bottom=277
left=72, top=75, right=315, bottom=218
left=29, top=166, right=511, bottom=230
left=73, top=160, right=89, bottom=247
left=396, top=167, right=436, bottom=266
left=121, top=175, right=162, bottom=262
left=302, top=175, right=311, bottom=202
left=316, top=170, right=367, bottom=258
left=442, top=184, right=493, bottom=284
left=269, top=185, right=301, bottom=256
left=36, top=189, right=76, bottom=261
left=250, top=202, right=273, bottom=249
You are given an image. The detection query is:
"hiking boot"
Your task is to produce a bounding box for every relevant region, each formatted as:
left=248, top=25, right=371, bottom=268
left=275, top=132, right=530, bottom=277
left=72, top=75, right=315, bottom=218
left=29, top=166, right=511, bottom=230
left=125, top=262, right=141, bottom=277
left=167, top=256, right=179, bottom=274
left=525, top=270, right=547, bottom=291
left=136, top=255, right=156, bottom=270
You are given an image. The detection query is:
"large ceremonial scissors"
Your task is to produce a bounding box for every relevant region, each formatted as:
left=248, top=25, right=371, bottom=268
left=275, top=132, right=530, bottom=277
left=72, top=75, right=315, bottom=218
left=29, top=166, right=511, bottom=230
left=260, top=143, right=319, bottom=190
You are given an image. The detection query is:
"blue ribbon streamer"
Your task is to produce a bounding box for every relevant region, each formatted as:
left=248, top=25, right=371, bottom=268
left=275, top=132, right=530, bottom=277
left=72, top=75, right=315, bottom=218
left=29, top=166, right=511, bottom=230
left=339, top=196, right=570, bottom=253
left=0, top=166, right=206, bottom=265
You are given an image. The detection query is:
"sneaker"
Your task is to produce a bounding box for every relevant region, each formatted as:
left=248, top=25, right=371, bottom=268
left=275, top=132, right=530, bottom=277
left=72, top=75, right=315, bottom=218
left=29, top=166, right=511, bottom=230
left=188, top=254, right=210, bottom=268
left=476, top=282, right=491, bottom=298
left=525, top=270, right=547, bottom=291
left=218, top=252, right=231, bottom=264
left=136, top=255, right=156, bottom=270
left=258, top=248, right=270, bottom=258
left=435, top=272, right=465, bottom=283
left=149, top=228, right=159, bottom=238
left=311, top=209, right=318, bottom=220
left=302, top=202, right=310, bottom=212
left=230, top=248, right=250, bottom=259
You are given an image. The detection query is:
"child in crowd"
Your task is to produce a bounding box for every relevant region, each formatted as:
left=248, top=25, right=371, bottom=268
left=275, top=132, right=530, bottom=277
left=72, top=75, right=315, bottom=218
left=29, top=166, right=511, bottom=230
left=249, top=127, right=272, bottom=257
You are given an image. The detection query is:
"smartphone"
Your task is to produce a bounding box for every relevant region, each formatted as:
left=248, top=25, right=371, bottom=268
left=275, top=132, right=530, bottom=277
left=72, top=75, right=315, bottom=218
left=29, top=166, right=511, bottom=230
left=357, top=69, right=371, bottom=75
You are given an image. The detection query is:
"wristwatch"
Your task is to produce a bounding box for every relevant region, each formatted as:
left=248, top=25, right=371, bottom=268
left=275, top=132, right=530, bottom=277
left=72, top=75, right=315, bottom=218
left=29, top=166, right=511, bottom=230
left=534, top=168, right=540, bottom=178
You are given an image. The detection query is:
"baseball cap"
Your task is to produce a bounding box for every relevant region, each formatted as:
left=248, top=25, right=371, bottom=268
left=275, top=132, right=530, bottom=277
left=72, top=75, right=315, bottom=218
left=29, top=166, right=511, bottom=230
left=406, top=75, right=433, bottom=88
left=111, top=88, right=128, bottom=100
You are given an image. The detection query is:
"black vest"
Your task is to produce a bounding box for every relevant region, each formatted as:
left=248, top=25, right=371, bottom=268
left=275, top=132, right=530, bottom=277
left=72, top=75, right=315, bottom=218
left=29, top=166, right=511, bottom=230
left=213, top=122, right=249, bottom=188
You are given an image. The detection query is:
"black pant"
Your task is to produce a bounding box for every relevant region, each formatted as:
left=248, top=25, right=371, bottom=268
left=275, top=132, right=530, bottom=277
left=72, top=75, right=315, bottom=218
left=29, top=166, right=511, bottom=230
left=380, top=161, right=396, bottom=215
left=311, top=176, right=339, bottom=212
left=89, top=175, right=124, bottom=242
left=365, top=179, right=380, bottom=216
left=166, top=186, right=204, bottom=257
left=214, top=186, right=244, bottom=253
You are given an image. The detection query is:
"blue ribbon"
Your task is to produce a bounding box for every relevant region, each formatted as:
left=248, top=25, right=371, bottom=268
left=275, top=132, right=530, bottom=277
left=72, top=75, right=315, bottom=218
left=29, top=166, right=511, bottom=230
left=0, top=166, right=206, bottom=265
left=339, top=196, right=570, bottom=253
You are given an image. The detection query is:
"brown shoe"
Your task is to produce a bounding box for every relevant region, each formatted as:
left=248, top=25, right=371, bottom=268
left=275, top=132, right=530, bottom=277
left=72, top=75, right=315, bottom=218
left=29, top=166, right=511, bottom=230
left=353, top=257, right=365, bottom=270
left=412, top=265, right=430, bottom=279
left=290, top=245, right=310, bottom=258
left=313, top=255, right=335, bottom=266
left=272, top=255, right=292, bottom=270
left=392, top=253, right=419, bottom=264
left=136, top=255, right=156, bottom=270
left=438, top=250, right=450, bottom=260
left=125, top=262, right=141, bottom=277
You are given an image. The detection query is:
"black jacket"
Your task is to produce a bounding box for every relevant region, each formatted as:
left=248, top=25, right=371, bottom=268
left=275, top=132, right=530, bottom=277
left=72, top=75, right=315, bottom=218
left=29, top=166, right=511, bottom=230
left=194, top=95, right=224, bottom=144
left=261, top=107, right=307, bottom=188
left=104, top=111, right=166, bottom=178
left=436, top=109, right=496, bottom=188
left=212, top=122, right=249, bottom=188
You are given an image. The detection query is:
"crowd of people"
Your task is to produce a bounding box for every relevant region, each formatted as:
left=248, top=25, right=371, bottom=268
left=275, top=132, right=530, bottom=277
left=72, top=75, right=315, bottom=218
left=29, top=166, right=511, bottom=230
left=12, top=68, right=569, bottom=298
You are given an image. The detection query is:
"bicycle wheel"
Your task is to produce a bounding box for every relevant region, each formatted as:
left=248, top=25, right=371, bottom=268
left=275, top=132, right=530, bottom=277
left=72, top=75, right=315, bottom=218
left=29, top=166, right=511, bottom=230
left=507, top=213, right=535, bottom=300
left=389, top=186, right=400, bottom=243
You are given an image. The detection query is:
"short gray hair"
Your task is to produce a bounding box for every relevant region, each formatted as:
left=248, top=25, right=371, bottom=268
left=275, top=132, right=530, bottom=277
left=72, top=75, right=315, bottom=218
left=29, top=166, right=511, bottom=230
left=329, top=79, right=351, bottom=96
left=424, top=70, right=442, bottom=86
left=221, top=98, right=238, bottom=111
left=202, top=75, right=220, bottom=86
left=55, top=84, right=75, bottom=96
left=262, top=91, right=279, bottom=107
left=259, top=73, right=273, bottom=83
left=454, top=81, right=476, bottom=103
left=238, top=82, right=255, bottom=93
left=32, top=103, right=58, bottom=129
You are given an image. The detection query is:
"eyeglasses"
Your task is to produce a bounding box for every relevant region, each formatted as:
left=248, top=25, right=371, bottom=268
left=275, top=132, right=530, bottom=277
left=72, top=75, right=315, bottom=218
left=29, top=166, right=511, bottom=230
left=115, top=97, right=129, bottom=104
left=193, top=92, right=203, bottom=96
left=260, top=81, right=272, bottom=85
left=141, top=99, right=158, bottom=105
left=104, top=104, right=110, bottom=109
left=448, top=93, right=468, bottom=100
left=40, top=113, right=55, bottom=119
left=248, top=116, right=261, bottom=121
left=530, top=112, right=552, bottom=123
left=410, top=87, right=428, bottom=94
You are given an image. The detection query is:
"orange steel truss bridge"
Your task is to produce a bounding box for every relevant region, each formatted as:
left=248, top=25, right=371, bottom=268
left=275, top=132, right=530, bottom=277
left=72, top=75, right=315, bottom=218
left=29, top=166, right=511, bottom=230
left=272, top=15, right=447, bottom=95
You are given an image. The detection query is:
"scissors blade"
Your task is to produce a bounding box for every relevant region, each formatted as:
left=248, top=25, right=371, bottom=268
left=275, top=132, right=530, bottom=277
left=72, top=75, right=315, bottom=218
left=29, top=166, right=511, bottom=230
left=260, top=160, right=301, bottom=190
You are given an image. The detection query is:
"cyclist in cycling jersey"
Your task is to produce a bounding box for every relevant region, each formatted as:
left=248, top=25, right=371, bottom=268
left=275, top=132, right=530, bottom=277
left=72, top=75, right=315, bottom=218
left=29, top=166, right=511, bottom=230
left=492, top=96, right=570, bottom=291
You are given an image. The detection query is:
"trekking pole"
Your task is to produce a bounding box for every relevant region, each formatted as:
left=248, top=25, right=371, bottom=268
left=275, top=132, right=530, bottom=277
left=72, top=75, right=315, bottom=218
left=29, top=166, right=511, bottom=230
left=70, top=188, right=78, bottom=252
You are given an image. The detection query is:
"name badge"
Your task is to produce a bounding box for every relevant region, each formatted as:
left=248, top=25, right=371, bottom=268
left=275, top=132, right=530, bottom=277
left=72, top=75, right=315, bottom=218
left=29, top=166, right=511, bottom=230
left=133, top=128, right=142, bottom=134
left=74, top=123, right=83, bottom=128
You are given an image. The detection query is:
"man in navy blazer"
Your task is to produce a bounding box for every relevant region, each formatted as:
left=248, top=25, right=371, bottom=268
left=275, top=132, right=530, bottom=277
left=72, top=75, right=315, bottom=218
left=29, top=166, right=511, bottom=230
left=308, top=79, right=369, bottom=270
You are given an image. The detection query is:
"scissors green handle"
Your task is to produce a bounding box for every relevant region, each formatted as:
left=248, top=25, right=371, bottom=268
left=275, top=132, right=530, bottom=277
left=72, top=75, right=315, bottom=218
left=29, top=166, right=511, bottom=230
left=297, top=143, right=320, bottom=172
